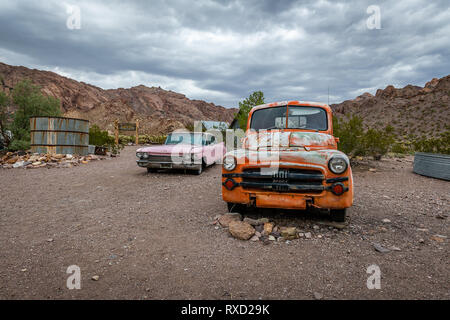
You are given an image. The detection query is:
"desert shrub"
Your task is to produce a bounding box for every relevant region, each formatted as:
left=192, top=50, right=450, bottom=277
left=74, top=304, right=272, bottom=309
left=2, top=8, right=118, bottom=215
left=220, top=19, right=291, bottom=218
left=118, top=134, right=135, bottom=144
left=412, top=131, right=450, bottom=154
left=138, top=134, right=167, bottom=144
left=334, top=116, right=398, bottom=159
left=391, top=141, right=413, bottom=154
left=89, top=125, right=115, bottom=146
left=333, top=115, right=365, bottom=156
left=118, top=134, right=167, bottom=145
left=0, top=91, right=11, bottom=146
left=89, top=125, right=123, bottom=155
left=8, top=139, right=30, bottom=152
left=362, top=126, right=396, bottom=160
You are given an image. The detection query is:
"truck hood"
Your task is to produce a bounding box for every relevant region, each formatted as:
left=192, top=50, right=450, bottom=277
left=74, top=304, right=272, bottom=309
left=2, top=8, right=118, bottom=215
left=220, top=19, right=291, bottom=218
left=137, top=144, right=202, bottom=155
left=244, top=131, right=336, bottom=150
left=228, top=148, right=349, bottom=167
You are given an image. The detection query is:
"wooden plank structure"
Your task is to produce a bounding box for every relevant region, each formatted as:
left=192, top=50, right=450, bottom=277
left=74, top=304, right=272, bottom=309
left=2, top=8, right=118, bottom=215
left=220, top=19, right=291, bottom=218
left=114, top=119, right=139, bottom=145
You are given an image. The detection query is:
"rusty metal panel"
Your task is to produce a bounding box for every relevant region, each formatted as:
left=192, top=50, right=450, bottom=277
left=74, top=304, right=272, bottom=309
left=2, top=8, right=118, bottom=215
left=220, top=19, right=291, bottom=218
left=30, top=117, right=89, bottom=155
left=413, top=152, right=450, bottom=181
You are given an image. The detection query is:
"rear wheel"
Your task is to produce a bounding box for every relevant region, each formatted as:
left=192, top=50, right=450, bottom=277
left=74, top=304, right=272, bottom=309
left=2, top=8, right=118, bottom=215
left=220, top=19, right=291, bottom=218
left=330, top=209, right=346, bottom=222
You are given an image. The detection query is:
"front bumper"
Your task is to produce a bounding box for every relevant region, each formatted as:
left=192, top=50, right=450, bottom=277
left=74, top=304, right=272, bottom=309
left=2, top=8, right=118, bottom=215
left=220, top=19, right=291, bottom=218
left=222, top=168, right=353, bottom=210
left=137, top=159, right=201, bottom=170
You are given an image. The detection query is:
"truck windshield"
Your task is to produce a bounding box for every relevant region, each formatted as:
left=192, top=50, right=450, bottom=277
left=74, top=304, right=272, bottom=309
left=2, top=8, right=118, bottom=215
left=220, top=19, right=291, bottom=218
left=250, top=106, right=328, bottom=131
left=165, top=133, right=204, bottom=145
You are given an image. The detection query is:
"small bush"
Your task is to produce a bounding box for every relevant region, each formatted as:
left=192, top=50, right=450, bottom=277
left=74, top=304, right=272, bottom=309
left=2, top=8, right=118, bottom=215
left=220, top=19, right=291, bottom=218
left=333, top=115, right=365, bottom=156
left=89, top=125, right=115, bottom=146
left=362, top=126, right=396, bottom=160
left=138, top=134, right=167, bottom=144
left=8, top=139, right=30, bottom=152
left=412, top=131, right=450, bottom=154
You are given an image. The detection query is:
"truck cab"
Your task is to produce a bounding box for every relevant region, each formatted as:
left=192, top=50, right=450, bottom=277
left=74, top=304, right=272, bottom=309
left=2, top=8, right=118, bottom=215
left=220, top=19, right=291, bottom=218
left=221, top=101, right=353, bottom=221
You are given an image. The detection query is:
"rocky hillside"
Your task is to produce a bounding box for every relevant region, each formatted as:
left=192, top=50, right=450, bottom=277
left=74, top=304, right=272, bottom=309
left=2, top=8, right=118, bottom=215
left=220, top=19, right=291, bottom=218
left=0, top=62, right=237, bottom=134
left=331, top=75, right=450, bottom=139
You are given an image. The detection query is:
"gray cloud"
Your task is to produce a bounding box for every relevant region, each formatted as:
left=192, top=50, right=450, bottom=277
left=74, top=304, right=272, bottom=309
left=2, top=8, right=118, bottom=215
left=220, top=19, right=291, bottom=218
left=0, top=0, right=449, bottom=107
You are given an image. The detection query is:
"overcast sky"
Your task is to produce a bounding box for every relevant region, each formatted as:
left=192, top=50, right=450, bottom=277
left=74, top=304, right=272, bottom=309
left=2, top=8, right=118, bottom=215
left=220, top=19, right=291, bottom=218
left=0, top=0, right=449, bottom=107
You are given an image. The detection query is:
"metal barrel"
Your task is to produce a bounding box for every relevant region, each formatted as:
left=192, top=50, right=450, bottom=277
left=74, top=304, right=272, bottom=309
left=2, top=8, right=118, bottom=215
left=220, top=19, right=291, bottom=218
left=413, top=152, right=450, bottom=181
left=30, top=117, right=89, bottom=155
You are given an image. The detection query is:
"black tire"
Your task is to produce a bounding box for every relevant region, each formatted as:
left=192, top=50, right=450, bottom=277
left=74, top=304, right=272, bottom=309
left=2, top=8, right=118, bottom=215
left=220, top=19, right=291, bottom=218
left=147, top=168, right=156, bottom=173
left=194, top=165, right=203, bottom=175
left=227, top=202, right=247, bottom=214
left=330, top=209, right=346, bottom=222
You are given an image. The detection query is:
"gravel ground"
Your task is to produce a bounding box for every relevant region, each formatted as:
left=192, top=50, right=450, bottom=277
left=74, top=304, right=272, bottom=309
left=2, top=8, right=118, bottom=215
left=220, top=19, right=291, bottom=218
left=0, top=146, right=448, bottom=299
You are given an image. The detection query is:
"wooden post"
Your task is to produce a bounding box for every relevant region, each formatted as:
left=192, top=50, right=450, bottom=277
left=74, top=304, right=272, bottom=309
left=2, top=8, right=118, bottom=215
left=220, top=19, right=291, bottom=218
left=135, top=119, right=139, bottom=145
left=114, top=119, right=119, bottom=146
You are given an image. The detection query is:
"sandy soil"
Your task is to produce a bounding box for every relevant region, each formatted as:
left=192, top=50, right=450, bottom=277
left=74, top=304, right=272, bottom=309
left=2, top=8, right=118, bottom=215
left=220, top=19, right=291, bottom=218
left=0, top=146, right=448, bottom=299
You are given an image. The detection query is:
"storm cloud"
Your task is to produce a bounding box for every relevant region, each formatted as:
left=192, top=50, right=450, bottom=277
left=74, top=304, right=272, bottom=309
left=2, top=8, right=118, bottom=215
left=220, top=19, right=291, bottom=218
left=0, top=0, right=449, bottom=107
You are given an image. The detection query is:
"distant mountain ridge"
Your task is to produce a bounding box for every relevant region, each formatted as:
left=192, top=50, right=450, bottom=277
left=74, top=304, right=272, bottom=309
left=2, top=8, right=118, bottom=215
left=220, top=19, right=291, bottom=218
left=0, top=62, right=237, bottom=135
left=330, top=75, right=450, bottom=139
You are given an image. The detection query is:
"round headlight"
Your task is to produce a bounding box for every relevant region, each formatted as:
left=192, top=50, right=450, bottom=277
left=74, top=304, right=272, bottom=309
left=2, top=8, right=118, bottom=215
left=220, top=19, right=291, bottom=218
left=223, top=156, right=236, bottom=171
left=142, top=153, right=149, bottom=159
left=136, top=152, right=143, bottom=158
left=328, top=157, right=348, bottom=174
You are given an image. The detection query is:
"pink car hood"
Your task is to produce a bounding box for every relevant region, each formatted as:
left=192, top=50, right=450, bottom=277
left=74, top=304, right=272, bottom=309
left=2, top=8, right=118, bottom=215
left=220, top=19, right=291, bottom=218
left=137, top=144, right=203, bottom=155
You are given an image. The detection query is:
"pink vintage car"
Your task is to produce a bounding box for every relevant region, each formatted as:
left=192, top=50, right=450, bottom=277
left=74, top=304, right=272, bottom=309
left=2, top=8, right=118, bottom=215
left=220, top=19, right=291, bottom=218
left=136, top=132, right=226, bottom=174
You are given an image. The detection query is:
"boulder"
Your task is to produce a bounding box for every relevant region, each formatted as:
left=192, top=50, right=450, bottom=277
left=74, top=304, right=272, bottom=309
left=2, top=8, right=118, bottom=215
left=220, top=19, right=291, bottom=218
left=243, top=217, right=261, bottom=226
left=264, top=222, right=274, bottom=234
left=6, top=157, right=18, bottom=164
left=228, top=221, right=255, bottom=240
left=218, top=213, right=242, bottom=227
left=13, top=161, right=25, bottom=168
left=280, top=227, right=297, bottom=240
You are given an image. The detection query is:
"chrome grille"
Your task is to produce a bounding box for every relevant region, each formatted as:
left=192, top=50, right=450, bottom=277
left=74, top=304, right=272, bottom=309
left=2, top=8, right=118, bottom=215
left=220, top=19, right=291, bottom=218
left=148, top=155, right=173, bottom=163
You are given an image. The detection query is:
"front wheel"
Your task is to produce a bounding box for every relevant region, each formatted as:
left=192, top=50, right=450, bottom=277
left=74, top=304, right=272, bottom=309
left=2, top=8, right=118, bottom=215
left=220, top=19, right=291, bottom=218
left=227, top=202, right=247, bottom=214
left=194, top=165, right=203, bottom=175
left=147, top=168, right=156, bottom=173
left=330, top=209, right=346, bottom=222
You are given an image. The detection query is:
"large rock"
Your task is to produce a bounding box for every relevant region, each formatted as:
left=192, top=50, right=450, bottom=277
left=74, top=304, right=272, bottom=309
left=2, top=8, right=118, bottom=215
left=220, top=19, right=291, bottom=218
left=243, top=217, right=270, bottom=226
left=264, top=222, right=274, bottom=234
left=6, top=157, right=18, bottom=164
left=218, top=213, right=242, bottom=228
left=280, top=227, right=298, bottom=240
left=229, top=221, right=255, bottom=240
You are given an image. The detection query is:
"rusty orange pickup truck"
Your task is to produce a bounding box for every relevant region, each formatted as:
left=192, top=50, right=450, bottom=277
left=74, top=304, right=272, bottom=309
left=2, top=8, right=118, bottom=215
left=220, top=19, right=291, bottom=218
left=222, top=101, right=353, bottom=221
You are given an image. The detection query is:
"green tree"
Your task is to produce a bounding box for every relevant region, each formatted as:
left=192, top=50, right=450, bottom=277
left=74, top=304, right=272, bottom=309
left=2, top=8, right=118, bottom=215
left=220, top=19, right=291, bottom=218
left=0, top=91, right=11, bottom=147
left=236, top=91, right=265, bottom=130
left=8, top=80, right=61, bottom=150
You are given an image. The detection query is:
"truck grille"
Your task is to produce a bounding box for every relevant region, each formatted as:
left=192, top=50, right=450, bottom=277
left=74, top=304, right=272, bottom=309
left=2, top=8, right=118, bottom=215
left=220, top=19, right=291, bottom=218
left=240, top=168, right=324, bottom=193
left=148, top=155, right=173, bottom=163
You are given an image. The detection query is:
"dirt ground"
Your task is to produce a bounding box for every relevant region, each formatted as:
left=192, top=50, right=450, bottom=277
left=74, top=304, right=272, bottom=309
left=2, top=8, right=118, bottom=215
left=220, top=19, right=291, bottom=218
left=0, top=146, right=448, bottom=300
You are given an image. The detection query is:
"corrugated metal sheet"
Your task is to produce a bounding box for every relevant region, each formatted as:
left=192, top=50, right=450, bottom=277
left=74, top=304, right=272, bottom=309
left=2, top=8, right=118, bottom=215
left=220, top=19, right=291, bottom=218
left=413, top=152, right=450, bottom=181
left=30, top=117, right=89, bottom=155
